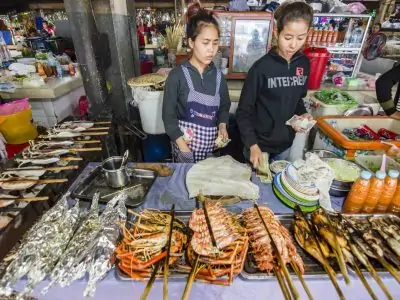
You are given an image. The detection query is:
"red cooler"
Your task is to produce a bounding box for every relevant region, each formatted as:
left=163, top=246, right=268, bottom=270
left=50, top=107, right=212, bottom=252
left=304, top=47, right=330, bottom=90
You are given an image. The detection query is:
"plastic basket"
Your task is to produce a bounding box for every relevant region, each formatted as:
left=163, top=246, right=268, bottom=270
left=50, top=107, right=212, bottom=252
left=0, top=98, right=30, bottom=116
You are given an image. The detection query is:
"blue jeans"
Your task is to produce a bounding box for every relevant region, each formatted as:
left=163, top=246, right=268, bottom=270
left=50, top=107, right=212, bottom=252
left=243, top=147, right=291, bottom=164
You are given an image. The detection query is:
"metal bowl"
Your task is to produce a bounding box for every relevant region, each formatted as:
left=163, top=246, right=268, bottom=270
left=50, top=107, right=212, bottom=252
left=308, top=149, right=339, bottom=159
left=329, top=186, right=350, bottom=197
left=323, top=158, right=361, bottom=191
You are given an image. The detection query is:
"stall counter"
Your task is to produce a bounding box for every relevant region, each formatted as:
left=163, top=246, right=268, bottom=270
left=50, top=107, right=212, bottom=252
left=0, top=76, right=85, bottom=128
left=227, top=80, right=383, bottom=115
left=11, top=163, right=400, bottom=300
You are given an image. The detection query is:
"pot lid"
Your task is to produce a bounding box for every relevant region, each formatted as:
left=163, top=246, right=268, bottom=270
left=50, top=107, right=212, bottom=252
left=127, top=73, right=167, bottom=87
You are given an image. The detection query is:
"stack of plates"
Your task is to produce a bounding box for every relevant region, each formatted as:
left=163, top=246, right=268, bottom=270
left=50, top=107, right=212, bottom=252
left=272, top=164, right=320, bottom=212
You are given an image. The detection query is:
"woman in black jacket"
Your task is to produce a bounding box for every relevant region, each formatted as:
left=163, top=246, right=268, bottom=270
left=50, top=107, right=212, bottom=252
left=236, top=2, right=314, bottom=168
left=376, top=63, right=400, bottom=119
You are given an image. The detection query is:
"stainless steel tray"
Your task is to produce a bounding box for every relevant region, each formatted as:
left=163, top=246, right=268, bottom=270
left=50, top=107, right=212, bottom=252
left=240, top=214, right=336, bottom=281
left=240, top=213, right=396, bottom=281
left=71, top=165, right=157, bottom=208
left=115, top=211, right=192, bottom=281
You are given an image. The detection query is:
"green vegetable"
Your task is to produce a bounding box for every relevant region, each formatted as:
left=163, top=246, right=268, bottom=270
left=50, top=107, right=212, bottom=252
left=325, top=158, right=361, bottom=182
left=314, top=89, right=358, bottom=110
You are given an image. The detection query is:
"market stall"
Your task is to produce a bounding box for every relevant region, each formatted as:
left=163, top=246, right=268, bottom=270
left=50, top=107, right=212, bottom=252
left=0, top=158, right=398, bottom=300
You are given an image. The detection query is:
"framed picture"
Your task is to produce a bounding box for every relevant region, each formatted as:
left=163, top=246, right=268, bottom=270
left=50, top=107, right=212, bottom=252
left=231, top=19, right=272, bottom=74
left=214, top=12, right=273, bottom=79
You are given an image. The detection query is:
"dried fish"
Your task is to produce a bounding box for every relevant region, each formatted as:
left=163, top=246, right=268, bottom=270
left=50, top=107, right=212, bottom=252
left=0, top=215, right=12, bottom=230
left=22, top=148, right=70, bottom=159
left=29, top=140, right=74, bottom=151
left=0, top=193, right=17, bottom=208
left=16, top=157, right=59, bottom=166
left=0, top=180, right=36, bottom=191
left=44, top=131, right=81, bottom=138
left=0, top=193, right=71, bottom=297
left=2, top=168, right=46, bottom=178
left=59, top=121, right=94, bottom=130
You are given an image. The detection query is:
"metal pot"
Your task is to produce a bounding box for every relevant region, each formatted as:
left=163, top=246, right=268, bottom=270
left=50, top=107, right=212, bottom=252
left=101, top=156, right=130, bottom=188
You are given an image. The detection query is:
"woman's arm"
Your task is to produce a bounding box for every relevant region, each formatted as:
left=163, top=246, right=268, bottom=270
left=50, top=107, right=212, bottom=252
left=236, top=65, right=260, bottom=149
left=162, top=69, right=190, bottom=152
left=218, top=76, right=231, bottom=127
left=376, top=64, right=400, bottom=116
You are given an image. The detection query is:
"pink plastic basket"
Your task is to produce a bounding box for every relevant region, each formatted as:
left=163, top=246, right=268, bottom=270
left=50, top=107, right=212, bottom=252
left=0, top=98, right=30, bottom=116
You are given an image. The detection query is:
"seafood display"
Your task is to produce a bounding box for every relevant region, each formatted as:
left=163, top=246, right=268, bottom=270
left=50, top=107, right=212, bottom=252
left=185, top=202, right=248, bottom=286
left=243, top=205, right=311, bottom=300
left=115, top=208, right=187, bottom=280
left=292, top=207, right=400, bottom=300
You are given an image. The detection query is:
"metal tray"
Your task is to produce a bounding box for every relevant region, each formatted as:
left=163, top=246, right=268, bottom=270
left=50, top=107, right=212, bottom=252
left=240, top=214, right=336, bottom=280
left=240, top=213, right=396, bottom=281
left=115, top=211, right=192, bottom=281
left=71, top=165, right=157, bottom=208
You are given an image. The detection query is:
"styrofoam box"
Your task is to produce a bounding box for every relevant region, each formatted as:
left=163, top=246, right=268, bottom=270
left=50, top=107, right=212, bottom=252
left=310, top=91, right=382, bottom=117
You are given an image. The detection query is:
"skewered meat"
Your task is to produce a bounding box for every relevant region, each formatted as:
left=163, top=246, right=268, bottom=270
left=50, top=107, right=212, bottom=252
left=243, top=206, right=305, bottom=274
left=188, top=202, right=241, bottom=256
left=16, top=157, right=59, bottom=166
left=115, top=210, right=187, bottom=279
left=135, top=163, right=173, bottom=177
left=294, top=212, right=332, bottom=266
left=369, top=217, right=400, bottom=258
left=0, top=215, right=12, bottom=230
left=184, top=202, right=248, bottom=285
left=348, top=218, right=400, bottom=267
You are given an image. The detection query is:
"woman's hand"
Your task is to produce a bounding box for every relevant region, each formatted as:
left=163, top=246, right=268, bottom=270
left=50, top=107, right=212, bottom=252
left=293, top=113, right=314, bottom=132
left=250, top=144, right=263, bottom=169
left=176, top=137, right=191, bottom=153
left=218, top=123, right=229, bottom=140
left=390, top=112, right=400, bottom=121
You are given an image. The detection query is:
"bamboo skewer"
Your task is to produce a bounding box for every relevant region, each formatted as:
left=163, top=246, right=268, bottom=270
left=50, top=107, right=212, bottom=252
left=140, top=260, right=162, bottom=300
left=0, top=178, right=67, bottom=184
left=364, top=257, right=393, bottom=300
left=255, top=204, right=299, bottom=300
left=342, top=217, right=400, bottom=284
left=290, top=262, right=313, bottom=300
left=60, top=157, right=83, bottom=161
left=63, top=147, right=102, bottom=152
left=0, top=196, right=49, bottom=202
left=339, top=219, right=394, bottom=300
left=181, top=254, right=199, bottom=300
left=73, top=140, right=101, bottom=144
left=4, top=166, right=79, bottom=172
left=322, top=210, right=350, bottom=285
left=275, top=268, right=292, bottom=300
left=296, top=207, right=345, bottom=300
left=38, top=132, right=108, bottom=139
left=82, top=127, right=110, bottom=131
left=94, top=121, right=111, bottom=125
left=352, top=262, right=378, bottom=300
left=163, top=204, right=175, bottom=300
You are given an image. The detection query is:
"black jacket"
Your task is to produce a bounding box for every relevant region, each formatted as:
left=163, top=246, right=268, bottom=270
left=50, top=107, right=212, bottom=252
left=376, top=64, right=400, bottom=116
left=162, top=61, right=231, bottom=142
left=236, top=49, right=309, bottom=154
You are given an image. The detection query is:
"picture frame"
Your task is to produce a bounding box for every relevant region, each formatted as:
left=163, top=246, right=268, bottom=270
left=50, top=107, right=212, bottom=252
left=214, top=12, right=274, bottom=79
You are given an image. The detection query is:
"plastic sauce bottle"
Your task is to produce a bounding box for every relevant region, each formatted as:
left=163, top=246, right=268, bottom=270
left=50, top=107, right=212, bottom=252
left=375, top=170, right=399, bottom=213
left=343, top=171, right=372, bottom=213
left=361, top=171, right=386, bottom=213
left=387, top=183, right=400, bottom=214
